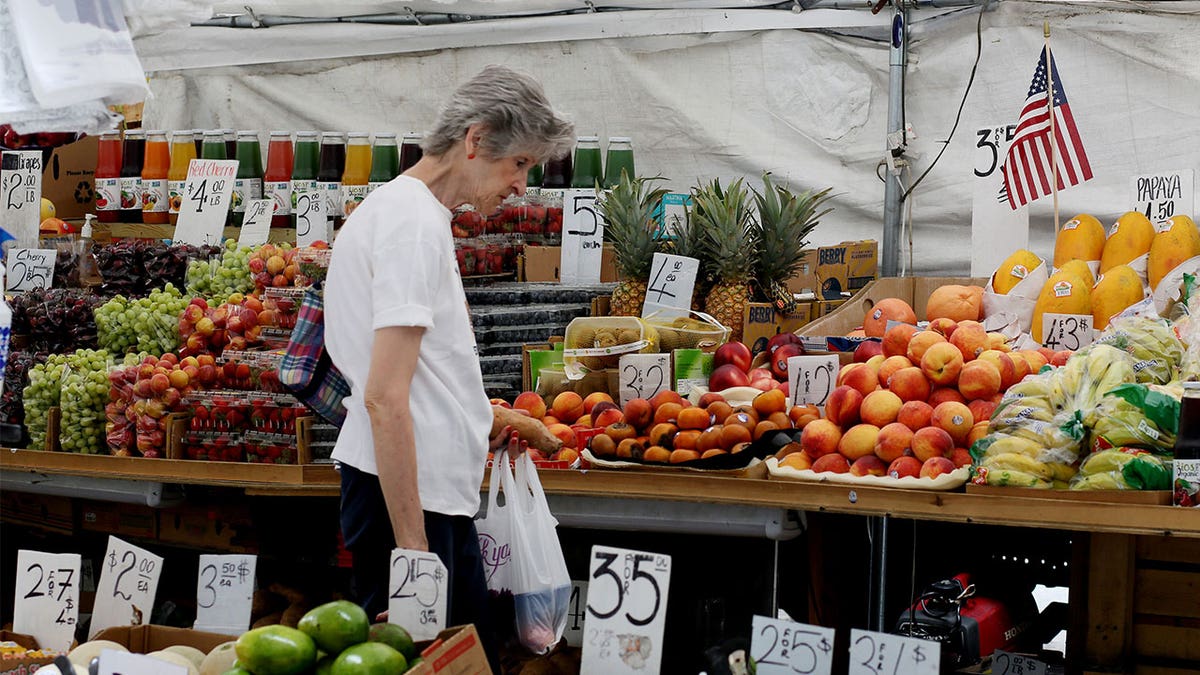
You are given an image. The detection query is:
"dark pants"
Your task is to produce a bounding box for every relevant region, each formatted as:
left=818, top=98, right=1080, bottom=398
left=339, top=462, right=501, bottom=672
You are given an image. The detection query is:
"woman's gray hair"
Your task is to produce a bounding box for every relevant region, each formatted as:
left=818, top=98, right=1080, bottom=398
left=422, top=65, right=575, bottom=163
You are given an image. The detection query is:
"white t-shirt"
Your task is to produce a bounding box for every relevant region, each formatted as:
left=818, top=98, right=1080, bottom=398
left=325, top=176, right=492, bottom=517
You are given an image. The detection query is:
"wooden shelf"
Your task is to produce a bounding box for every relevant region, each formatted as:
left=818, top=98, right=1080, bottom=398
left=3, top=448, right=1198, bottom=537
left=91, top=222, right=299, bottom=244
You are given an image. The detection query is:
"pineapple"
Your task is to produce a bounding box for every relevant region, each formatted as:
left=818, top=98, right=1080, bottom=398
left=597, top=173, right=669, bottom=316
left=693, top=178, right=758, bottom=341
left=753, top=174, right=832, bottom=314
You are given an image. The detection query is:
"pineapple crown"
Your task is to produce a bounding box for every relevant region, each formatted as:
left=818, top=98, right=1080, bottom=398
left=691, top=177, right=758, bottom=282
left=597, top=171, right=670, bottom=281
left=753, top=173, right=833, bottom=286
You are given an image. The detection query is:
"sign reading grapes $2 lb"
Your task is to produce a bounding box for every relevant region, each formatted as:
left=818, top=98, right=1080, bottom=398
left=90, top=536, right=164, bottom=638
left=581, top=546, right=671, bottom=674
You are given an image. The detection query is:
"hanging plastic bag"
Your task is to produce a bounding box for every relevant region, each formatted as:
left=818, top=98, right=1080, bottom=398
left=474, top=451, right=518, bottom=641
left=508, top=452, right=571, bottom=654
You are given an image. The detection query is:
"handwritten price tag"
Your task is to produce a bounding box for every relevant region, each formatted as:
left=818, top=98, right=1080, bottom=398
left=99, top=650, right=188, bottom=675
left=238, top=199, right=274, bottom=247
left=618, top=353, right=670, bottom=406
left=992, top=650, right=1049, bottom=675
left=1040, top=312, right=1094, bottom=351
left=971, top=124, right=1029, bottom=277
left=194, top=554, right=256, bottom=635
left=560, top=189, right=603, bottom=284
left=388, top=548, right=448, bottom=641
left=90, top=536, right=163, bottom=639
left=641, top=253, right=700, bottom=319
left=582, top=545, right=671, bottom=675
left=787, top=355, right=840, bottom=411
left=1132, top=169, right=1193, bottom=227
left=13, top=550, right=80, bottom=652
left=294, top=183, right=329, bottom=247
left=6, top=248, right=56, bottom=292
left=564, top=580, right=588, bottom=648
left=848, top=629, right=938, bottom=675
left=173, top=159, right=238, bottom=246
left=1, top=150, right=42, bottom=248
left=751, top=615, right=835, bottom=675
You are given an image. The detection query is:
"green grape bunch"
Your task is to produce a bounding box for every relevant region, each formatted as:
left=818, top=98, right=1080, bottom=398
left=59, top=349, right=114, bottom=454
left=95, top=284, right=189, bottom=356
left=23, top=354, right=69, bottom=450
left=186, top=239, right=255, bottom=306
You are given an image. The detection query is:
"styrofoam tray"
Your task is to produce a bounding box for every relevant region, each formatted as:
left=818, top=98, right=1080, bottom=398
left=765, top=457, right=970, bottom=491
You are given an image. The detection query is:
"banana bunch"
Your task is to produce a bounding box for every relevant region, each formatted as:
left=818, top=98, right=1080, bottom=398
left=977, top=434, right=1078, bottom=489
left=1093, top=316, right=1186, bottom=385
left=1069, top=344, right=1137, bottom=413
left=1070, top=448, right=1171, bottom=490
left=1088, top=383, right=1181, bottom=451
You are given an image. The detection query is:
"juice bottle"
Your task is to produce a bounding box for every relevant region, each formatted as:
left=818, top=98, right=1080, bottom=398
left=570, top=136, right=602, bottom=189
left=604, top=136, right=635, bottom=188
left=341, top=132, right=371, bottom=218
left=542, top=152, right=572, bottom=189
left=141, top=130, right=170, bottom=224
left=400, top=132, right=423, bottom=173
left=200, top=130, right=226, bottom=159
left=368, top=132, right=399, bottom=195
left=291, top=131, right=320, bottom=229
left=232, top=131, right=264, bottom=226
left=318, top=132, right=346, bottom=230
left=192, top=129, right=204, bottom=157
left=94, top=131, right=122, bottom=223
left=222, top=129, right=237, bottom=159
left=264, top=130, right=294, bottom=228
left=1173, top=382, right=1200, bottom=507
left=527, top=162, right=543, bottom=188
left=118, top=129, right=145, bottom=222
left=167, top=130, right=196, bottom=226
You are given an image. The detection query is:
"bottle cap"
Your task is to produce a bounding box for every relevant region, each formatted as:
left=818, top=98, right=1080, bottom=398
left=576, top=135, right=599, bottom=142
left=296, top=131, right=319, bottom=138
left=375, top=132, right=397, bottom=139
left=124, top=128, right=145, bottom=137
left=171, top=130, right=191, bottom=138
left=237, top=130, right=260, bottom=138
left=403, top=132, right=423, bottom=141
left=608, top=136, right=632, bottom=143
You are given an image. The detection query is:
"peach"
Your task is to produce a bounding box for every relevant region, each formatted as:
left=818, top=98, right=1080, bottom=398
left=754, top=420, right=781, bottom=441
left=1018, top=350, right=1049, bottom=374
left=721, top=423, right=753, bottom=449
left=583, top=391, right=614, bottom=414
left=724, top=412, right=757, bottom=433
left=883, top=323, right=919, bottom=359
left=920, top=456, right=957, bottom=478
left=513, top=392, right=547, bottom=419
left=788, top=404, right=821, bottom=428
left=861, top=390, right=903, bottom=427
left=950, top=320, right=989, bottom=362
left=958, top=360, right=1001, bottom=401
left=545, top=423, right=577, bottom=448
left=850, top=455, right=889, bottom=477
left=541, top=415, right=561, bottom=427
left=967, top=399, right=997, bottom=423
left=987, top=332, right=1012, bottom=352
left=605, top=422, right=637, bottom=443
left=700, top=448, right=727, bottom=460
left=643, top=446, right=671, bottom=463
left=677, top=406, right=712, bottom=431
left=865, top=354, right=887, bottom=375
left=650, top=390, right=684, bottom=410
left=801, top=419, right=843, bottom=457
left=928, top=317, right=958, bottom=339
left=697, top=427, right=725, bottom=453
left=588, top=433, right=616, bottom=457
left=706, top=401, right=734, bottom=425
left=950, top=447, right=974, bottom=469
left=906, top=331, right=947, bottom=364
left=593, top=407, right=625, bottom=429
left=921, top=341, right=965, bottom=386
left=928, top=387, right=968, bottom=408
left=780, top=450, right=814, bottom=471
left=875, top=422, right=914, bottom=463
left=575, top=414, right=592, bottom=428
left=977, top=350, right=1019, bottom=391
left=753, top=389, right=789, bottom=416
left=653, top=402, right=684, bottom=425
left=1009, top=353, right=1032, bottom=383
left=838, top=423, right=881, bottom=460
left=840, top=363, right=880, bottom=397
left=911, top=426, right=954, bottom=461
left=878, top=355, right=914, bottom=386
left=648, top=423, right=678, bottom=448
left=1037, top=347, right=1057, bottom=363
left=670, top=449, right=701, bottom=463
left=931, top=401, right=974, bottom=445
left=811, top=453, right=851, bottom=474
left=888, top=367, right=932, bottom=403
left=698, top=392, right=726, bottom=408
left=1051, top=350, right=1072, bottom=367
left=824, top=385, right=864, bottom=427
left=888, top=456, right=923, bottom=479
left=896, top=401, right=934, bottom=432
left=623, top=398, right=654, bottom=431
left=673, top=430, right=701, bottom=450
left=966, top=421, right=989, bottom=448
left=616, top=438, right=645, bottom=460
left=554, top=447, right=581, bottom=464
left=550, top=391, right=585, bottom=424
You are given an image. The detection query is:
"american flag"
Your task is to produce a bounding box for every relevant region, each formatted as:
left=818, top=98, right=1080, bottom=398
left=1001, top=46, right=1093, bottom=210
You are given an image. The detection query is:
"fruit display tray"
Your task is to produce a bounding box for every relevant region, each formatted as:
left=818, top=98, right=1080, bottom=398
left=765, top=457, right=970, bottom=491
left=479, top=341, right=530, bottom=357
left=474, top=323, right=566, bottom=345
left=479, top=355, right=522, bottom=376
left=464, top=282, right=614, bottom=306
left=470, top=303, right=591, bottom=328
left=581, top=450, right=769, bottom=478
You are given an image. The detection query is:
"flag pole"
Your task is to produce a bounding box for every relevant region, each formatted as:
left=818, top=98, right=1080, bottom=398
left=1045, top=21, right=1061, bottom=236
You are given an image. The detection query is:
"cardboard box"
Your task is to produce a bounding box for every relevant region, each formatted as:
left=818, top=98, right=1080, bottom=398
left=92, top=624, right=233, bottom=654
left=410, top=625, right=493, bottom=675
left=786, top=249, right=820, bottom=295
left=741, top=301, right=814, bottom=354
left=813, top=299, right=846, bottom=318
left=521, top=244, right=617, bottom=283
left=79, top=500, right=157, bottom=540
left=801, top=276, right=988, bottom=337
left=817, top=240, right=878, bottom=299
left=41, top=136, right=98, bottom=220
left=0, top=630, right=59, bottom=675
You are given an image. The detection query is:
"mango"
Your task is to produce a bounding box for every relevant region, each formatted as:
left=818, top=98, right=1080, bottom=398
left=1053, top=213, right=1105, bottom=267
left=298, top=601, right=370, bottom=656
left=235, top=626, right=317, bottom=675
left=331, top=643, right=408, bottom=675
left=1099, top=211, right=1155, bottom=273
left=369, top=623, right=418, bottom=661
left=1057, top=259, right=1095, bottom=288
left=991, top=249, right=1042, bottom=295
left=1092, top=264, right=1144, bottom=331
left=1031, top=269, right=1092, bottom=342
left=1147, top=215, right=1200, bottom=291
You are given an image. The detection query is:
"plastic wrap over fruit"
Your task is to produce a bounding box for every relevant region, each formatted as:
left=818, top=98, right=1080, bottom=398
left=973, top=371, right=1084, bottom=488
left=59, top=349, right=113, bottom=454
left=1070, top=448, right=1171, bottom=490
left=1088, top=383, right=1182, bottom=452
left=1179, top=274, right=1200, bottom=381
left=1092, top=316, right=1186, bottom=385
left=1057, top=343, right=1138, bottom=415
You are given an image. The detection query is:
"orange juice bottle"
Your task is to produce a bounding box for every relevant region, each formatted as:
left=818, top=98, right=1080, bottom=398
left=341, top=132, right=371, bottom=219
left=141, top=130, right=170, bottom=224
left=168, top=130, right=196, bottom=225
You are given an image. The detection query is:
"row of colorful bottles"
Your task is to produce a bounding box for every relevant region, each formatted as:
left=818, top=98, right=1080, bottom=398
left=532, top=136, right=635, bottom=190
left=94, top=130, right=424, bottom=229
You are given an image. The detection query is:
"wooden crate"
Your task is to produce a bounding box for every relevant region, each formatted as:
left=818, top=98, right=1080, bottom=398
left=45, top=406, right=61, bottom=452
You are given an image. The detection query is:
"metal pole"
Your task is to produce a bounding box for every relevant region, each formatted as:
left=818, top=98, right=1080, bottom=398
left=875, top=514, right=890, bottom=631
left=881, top=1, right=907, bottom=278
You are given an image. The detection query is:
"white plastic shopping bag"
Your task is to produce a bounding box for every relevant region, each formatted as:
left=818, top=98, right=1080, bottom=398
left=475, top=451, right=516, bottom=596
left=509, top=452, right=572, bottom=654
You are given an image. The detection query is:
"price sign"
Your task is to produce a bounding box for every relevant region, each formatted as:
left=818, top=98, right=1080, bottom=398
left=641, top=253, right=700, bottom=319
left=1132, top=169, right=1193, bottom=227
left=388, top=548, right=448, bottom=641
left=787, top=355, right=840, bottom=411
left=194, top=554, right=256, bottom=634
left=560, top=189, right=603, bottom=284
left=238, top=199, right=274, bottom=247
left=656, top=192, right=692, bottom=238
left=992, top=650, right=1049, bottom=675
left=295, top=185, right=329, bottom=247
left=564, top=580, right=588, bottom=648
left=13, top=550, right=80, bottom=652
left=1040, top=312, right=1094, bottom=351
left=618, top=353, right=670, bottom=406
left=971, top=124, right=1029, bottom=277
left=751, top=615, right=835, bottom=675
left=99, top=650, right=188, bottom=675
left=6, top=248, right=56, bottom=292
left=90, top=536, right=163, bottom=639
left=848, top=629, right=938, bottom=675
left=173, top=159, right=238, bottom=246
left=1, top=150, right=42, bottom=248
left=581, top=545, right=671, bottom=675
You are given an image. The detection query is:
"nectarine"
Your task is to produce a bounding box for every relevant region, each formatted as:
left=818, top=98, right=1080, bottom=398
left=911, top=426, right=953, bottom=461
left=550, top=392, right=585, bottom=424
left=921, top=341, right=965, bottom=386
left=623, top=398, right=654, bottom=431
left=861, top=390, right=903, bottom=427
left=801, top=419, right=843, bottom=457
left=906, top=330, right=947, bottom=364
left=825, top=385, right=864, bottom=427
left=958, top=360, right=1001, bottom=401
left=888, top=455, right=923, bottom=479
left=838, top=424, right=881, bottom=461
left=896, top=401, right=934, bottom=432
left=887, top=367, right=932, bottom=403
left=875, top=422, right=915, bottom=463
left=513, top=392, right=547, bottom=419
left=920, top=456, right=956, bottom=479
left=850, top=455, right=888, bottom=477
left=931, top=401, right=974, bottom=444
left=811, top=453, right=851, bottom=474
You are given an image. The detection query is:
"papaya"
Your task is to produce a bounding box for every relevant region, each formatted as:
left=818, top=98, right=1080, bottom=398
left=1053, top=213, right=1105, bottom=267
left=1147, top=214, right=1200, bottom=290
left=1057, top=259, right=1095, bottom=288
left=331, top=643, right=408, bottom=675
left=235, top=625, right=317, bottom=675
left=1099, top=211, right=1155, bottom=273
left=298, top=600, right=370, bottom=656
left=991, top=249, right=1042, bottom=295
left=1092, top=265, right=1145, bottom=331
left=1031, top=269, right=1092, bottom=342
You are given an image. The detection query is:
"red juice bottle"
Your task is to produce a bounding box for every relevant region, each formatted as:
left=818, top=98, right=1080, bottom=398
left=94, top=130, right=122, bottom=223
left=119, top=128, right=145, bottom=222
left=318, top=132, right=346, bottom=230
left=264, top=131, right=293, bottom=229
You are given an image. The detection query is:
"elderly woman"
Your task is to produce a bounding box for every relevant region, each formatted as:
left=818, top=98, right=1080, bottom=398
left=324, top=65, right=574, bottom=660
